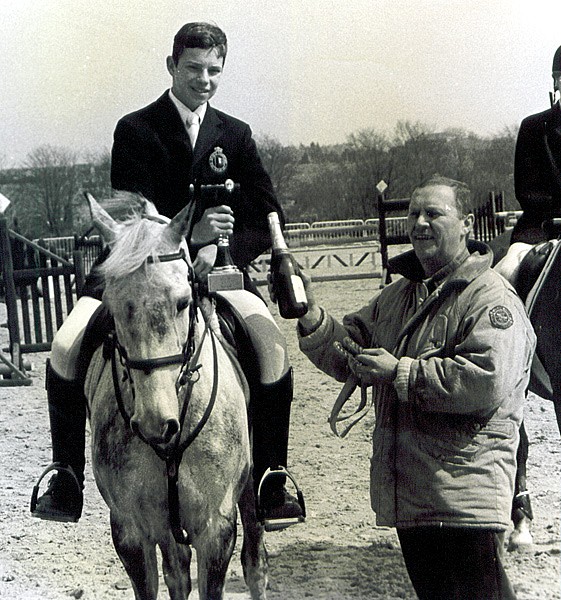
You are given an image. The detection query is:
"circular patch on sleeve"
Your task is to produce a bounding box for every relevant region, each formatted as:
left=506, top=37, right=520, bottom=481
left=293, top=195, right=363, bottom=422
left=489, top=306, right=514, bottom=329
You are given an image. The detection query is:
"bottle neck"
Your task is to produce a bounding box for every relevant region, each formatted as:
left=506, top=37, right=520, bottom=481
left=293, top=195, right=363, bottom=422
left=267, top=212, right=288, bottom=251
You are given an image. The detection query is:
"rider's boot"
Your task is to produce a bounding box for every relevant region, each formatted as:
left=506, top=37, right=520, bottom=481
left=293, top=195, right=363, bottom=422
left=251, top=367, right=305, bottom=529
left=31, top=361, right=86, bottom=523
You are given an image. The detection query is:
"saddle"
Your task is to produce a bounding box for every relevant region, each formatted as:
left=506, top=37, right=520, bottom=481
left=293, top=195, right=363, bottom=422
left=516, top=241, right=558, bottom=303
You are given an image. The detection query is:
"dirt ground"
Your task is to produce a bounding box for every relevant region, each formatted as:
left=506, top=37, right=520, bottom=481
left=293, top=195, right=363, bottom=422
left=0, top=278, right=560, bottom=599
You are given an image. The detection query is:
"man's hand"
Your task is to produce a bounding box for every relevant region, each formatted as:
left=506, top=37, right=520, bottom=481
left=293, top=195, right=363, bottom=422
left=295, top=270, right=323, bottom=332
left=193, top=244, right=218, bottom=281
left=349, top=347, right=399, bottom=385
left=190, top=205, right=235, bottom=244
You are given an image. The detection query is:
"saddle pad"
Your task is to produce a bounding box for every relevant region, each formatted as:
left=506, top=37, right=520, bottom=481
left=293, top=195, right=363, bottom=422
left=525, top=239, right=561, bottom=397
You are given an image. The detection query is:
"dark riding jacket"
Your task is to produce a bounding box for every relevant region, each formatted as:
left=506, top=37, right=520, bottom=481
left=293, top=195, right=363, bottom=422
left=299, top=242, right=536, bottom=530
left=110, top=91, right=283, bottom=269
left=513, top=101, right=561, bottom=243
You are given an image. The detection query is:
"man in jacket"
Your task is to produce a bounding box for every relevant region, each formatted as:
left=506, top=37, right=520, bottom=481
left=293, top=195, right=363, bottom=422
left=297, top=175, right=535, bottom=599
left=110, top=23, right=282, bottom=280
left=32, top=22, right=303, bottom=527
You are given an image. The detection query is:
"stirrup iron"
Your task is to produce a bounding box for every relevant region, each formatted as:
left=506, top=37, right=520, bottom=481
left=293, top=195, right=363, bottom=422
left=30, top=461, right=83, bottom=522
left=257, top=466, right=306, bottom=532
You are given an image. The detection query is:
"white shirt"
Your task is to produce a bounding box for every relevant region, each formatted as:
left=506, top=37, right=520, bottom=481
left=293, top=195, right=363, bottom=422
left=168, top=89, right=207, bottom=139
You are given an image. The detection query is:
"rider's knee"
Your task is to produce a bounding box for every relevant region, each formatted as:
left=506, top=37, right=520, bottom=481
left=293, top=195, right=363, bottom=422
left=50, top=297, right=102, bottom=381
left=216, top=289, right=289, bottom=384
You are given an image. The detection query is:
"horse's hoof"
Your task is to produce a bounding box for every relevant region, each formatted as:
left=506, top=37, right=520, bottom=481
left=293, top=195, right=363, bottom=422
left=508, top=525, right=533, bottom=552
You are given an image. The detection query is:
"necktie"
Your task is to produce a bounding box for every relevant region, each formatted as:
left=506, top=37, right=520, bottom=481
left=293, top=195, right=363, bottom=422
left=186, top=113, right=200, bottom=149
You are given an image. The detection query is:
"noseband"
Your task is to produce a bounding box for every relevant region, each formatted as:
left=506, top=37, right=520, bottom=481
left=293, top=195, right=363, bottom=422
left=106, top=246, right=220, bottom=545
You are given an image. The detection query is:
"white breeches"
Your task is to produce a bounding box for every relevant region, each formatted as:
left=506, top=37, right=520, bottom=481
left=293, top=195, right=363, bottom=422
left=50, top=291, right=289, bottom=385
left=493, top=242, right=534, bottom=285
left=217, top=290, right=290, bottom=384
left=50, top=296, right=103, bottom=381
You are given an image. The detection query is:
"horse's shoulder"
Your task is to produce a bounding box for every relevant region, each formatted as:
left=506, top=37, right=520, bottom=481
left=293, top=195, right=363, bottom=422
left=84, top=345, right=108, bottom=401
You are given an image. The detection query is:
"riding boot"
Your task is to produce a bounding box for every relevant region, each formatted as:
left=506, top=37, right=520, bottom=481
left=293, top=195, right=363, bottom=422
left=31, top=360, right=86, bottom=523
left=251, top=367, right=304, bottom=525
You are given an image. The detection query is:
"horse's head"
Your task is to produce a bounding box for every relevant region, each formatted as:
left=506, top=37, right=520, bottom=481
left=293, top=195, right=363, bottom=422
left=86, top=193, right=196, bottom=446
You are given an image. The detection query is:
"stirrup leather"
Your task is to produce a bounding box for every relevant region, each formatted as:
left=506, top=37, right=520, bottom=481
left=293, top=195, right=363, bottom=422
left=256, top=466, right=306, bottom=532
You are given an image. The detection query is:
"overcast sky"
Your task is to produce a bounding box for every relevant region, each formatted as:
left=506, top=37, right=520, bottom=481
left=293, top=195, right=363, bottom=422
left=2, top=0, right=561, bottom=167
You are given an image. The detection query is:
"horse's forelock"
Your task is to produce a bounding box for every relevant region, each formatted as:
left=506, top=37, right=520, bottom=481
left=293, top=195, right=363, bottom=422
left=100, top=215, right=165, bottom=282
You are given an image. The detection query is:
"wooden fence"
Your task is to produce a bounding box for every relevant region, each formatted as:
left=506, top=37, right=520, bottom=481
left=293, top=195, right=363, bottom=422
left=0, top=218, right=85, bottom=385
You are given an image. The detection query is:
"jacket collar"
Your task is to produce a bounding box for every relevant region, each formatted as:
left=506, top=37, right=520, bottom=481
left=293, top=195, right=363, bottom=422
left=154, top=91, right=224, bottom=164
left=389, top=239, right=493, bottom=288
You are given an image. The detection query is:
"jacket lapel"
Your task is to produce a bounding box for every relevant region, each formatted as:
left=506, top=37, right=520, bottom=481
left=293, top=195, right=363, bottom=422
left=155, top=92, right=192, bottom=148
left=194, top=105, right=223, bottom=166
left=544, top=104, right=561, bottom=190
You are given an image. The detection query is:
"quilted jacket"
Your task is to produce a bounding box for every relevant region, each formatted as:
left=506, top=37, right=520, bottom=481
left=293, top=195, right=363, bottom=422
left=299, top=241, right=536, bottom=530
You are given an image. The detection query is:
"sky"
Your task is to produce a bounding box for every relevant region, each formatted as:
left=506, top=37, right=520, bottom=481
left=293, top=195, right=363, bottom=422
left=2, top=0, right=561, bottom=167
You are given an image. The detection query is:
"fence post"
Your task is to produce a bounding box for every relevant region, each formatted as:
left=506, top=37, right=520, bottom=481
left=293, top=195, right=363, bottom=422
left=0, top=216, right=31, bottom=384
left=73, top=249, right=85, bottom=297
left=376, top=181, right=389, bottom=286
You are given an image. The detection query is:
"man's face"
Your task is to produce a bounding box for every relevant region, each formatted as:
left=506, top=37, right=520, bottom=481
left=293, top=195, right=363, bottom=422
left=553, top=72, right=561, bottom=94
left=167, top=47, right=224, bottom=111
left=407, top=184, right=473, bottom=277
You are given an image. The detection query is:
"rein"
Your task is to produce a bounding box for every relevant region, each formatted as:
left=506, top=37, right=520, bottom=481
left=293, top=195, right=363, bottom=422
left=106, top=248, right=220, bottom=545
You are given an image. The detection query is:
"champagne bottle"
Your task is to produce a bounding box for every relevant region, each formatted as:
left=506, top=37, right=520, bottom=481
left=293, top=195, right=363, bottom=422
left=267, top=212, right=308, bottom=319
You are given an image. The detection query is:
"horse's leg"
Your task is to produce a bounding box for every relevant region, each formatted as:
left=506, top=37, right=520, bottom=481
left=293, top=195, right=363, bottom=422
left=159, top=537, right=192, bottom=600
left=110, top=512, right=159, bottom=600
left=552, top=393, right=561, bottom=436
left=195, top=510, right=237, bottom=600
left=238, top=478, right=268, bottom=600
left=508, top=421, right=534, bottom=551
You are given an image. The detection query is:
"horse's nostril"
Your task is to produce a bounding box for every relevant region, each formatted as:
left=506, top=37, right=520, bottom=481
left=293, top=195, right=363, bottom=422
left=162, top=419, right=180, bottom=443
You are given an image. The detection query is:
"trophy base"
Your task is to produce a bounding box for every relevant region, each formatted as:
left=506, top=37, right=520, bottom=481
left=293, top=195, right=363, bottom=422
left=207, top=268, right=245, bottom=292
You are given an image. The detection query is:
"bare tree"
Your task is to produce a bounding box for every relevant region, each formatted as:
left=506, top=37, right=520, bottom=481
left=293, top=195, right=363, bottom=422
left=255, top=135, right=300, bottom=200
left=24, top=145, right=80, bottom=236
left=344, top=128, right=394, bottom=217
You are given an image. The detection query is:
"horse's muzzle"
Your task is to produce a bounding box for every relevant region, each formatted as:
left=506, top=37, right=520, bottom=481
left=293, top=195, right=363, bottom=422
left=130, top=417, right=180, bottom=445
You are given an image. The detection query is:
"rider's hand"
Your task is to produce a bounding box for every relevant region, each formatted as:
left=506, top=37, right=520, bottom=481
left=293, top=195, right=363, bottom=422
left=193, top=244, right=218, bottom=281
left=190, top=205, right=234, bottom=245
left=348, top=347, right=398, bottom=386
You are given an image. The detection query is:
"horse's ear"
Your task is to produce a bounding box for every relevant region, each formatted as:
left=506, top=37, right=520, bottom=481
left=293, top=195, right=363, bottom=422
left=162, top=185, right=196, bottom=245
left=111, top=191, right=160, bottom=219
left=140, top=197, right=160, bottom=218
left=85, top=192, right=119, bottom=244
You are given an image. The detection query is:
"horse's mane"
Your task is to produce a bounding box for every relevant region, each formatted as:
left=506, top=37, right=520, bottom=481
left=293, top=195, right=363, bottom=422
left=99, top=212, right=166, bottom=282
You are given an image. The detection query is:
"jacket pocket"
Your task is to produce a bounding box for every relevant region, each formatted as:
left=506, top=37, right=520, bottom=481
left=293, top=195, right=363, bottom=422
left=414, top=417, right=515, bottom=466
left=417, top=432, right=481, bottom=465
left=417, top=314, right=448, bottom=359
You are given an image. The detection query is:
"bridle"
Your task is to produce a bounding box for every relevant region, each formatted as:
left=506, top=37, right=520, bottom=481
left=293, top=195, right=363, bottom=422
left=105, top=246, right=219, bottom=545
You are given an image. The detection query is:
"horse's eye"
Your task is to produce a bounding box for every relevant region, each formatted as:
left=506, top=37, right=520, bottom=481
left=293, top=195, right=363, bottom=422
left=177, top=298, right=190, bottom=313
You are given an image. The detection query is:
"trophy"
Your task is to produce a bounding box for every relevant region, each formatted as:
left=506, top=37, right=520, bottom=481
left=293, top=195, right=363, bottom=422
left=204, top=179, right=245, bottom=293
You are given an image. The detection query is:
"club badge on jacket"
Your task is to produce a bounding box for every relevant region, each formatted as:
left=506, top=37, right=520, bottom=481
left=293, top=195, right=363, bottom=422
left=209, top=147, right=228, bottom=174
